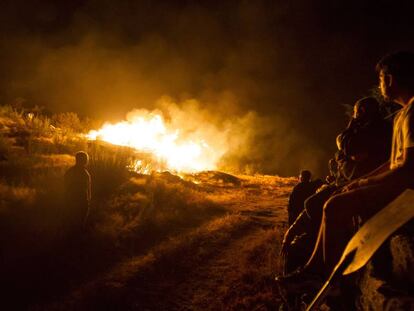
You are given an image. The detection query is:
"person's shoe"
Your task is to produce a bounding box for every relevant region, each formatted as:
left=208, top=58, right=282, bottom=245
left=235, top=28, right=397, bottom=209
left=274, top=266, right=307, bottom=282
left=275, top=267, right=323, bottom=294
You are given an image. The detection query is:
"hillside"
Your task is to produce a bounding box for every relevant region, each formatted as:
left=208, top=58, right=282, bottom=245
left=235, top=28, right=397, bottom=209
left=0, top=105, right=295, bottom=310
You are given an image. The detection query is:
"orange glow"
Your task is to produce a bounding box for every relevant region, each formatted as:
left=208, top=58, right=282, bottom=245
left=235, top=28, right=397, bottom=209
left=87, top=110, right=224, bottom=172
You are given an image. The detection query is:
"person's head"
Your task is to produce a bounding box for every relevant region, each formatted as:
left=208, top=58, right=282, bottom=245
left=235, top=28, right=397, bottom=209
left=299, top=170, right=311, bottom=182
left=376, top=51, right=414, bottom=103
left=75, top=151, right=89, bottom=167
left=353, top=97, right=381, bottom=121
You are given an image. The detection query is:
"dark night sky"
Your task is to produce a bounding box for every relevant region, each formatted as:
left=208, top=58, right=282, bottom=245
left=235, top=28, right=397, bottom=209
left=1, top=0, right=414, bottom=176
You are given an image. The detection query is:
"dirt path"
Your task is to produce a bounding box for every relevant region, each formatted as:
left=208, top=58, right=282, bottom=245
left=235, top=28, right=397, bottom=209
left=137, top=180, right=289, bottom=310
left=164, top=225, right=283, bottom=310
left=134, top=202, right=288, bottom=310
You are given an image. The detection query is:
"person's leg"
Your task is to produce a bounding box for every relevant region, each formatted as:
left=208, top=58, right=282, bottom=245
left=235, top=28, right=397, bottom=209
left=320, top=192, right=360, bottom=273
left=284, top=187, right=338, bottom=274
left=303, top=186, right=338, bottom=236
left=315, top=183, right=403, bottom=274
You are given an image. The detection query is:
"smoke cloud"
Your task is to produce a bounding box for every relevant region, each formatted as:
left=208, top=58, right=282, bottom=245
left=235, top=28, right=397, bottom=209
left=2, top=1, right=414, bottom=175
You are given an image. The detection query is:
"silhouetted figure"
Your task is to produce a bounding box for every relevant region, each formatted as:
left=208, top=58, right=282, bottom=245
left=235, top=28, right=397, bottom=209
left=278, top=51, right=414, bottom=288
left=64, top=151, right=91, bottom=231
left=287, top=170, right=322, bottom=226
left=281, top=97, right=393, bottom=274
left=335, top=97, right=393, bottom=182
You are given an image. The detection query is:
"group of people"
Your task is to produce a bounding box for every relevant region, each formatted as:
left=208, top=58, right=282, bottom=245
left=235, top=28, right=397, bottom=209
left=279, top=51, right=414, bottom=300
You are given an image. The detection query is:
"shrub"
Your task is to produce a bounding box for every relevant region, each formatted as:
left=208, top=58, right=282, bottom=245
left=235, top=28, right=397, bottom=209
left=87, top=142, right=136, bottom=201
left=52, top=112, right=83, bottom=134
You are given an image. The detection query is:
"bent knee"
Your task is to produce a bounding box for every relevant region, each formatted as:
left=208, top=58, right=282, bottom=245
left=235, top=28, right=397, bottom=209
left=323, top=194, right=347, bottom=216
left=324, top=191, right=360, bottom=220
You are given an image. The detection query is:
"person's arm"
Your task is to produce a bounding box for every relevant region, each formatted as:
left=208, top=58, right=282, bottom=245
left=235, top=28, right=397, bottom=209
left=280, top=209, right=309, bottom=256
left=361, top=160, right=390, bottom=178
left=342, top=160, right=390, bottom=191
left=87, top=172, right=92, bottom=203
left=287, top=194, right=294, bottom=225
left=360, top=148, right=414, bottom=188
left=360, top=104, right=414, bottom=188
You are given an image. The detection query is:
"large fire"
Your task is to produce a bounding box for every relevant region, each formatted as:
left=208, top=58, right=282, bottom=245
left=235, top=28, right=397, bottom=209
left=86, top=109, right=225, bottom=172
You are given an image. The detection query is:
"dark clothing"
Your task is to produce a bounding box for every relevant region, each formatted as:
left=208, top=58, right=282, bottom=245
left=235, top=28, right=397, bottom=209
left=284, top=185, right=337, bottom=273
left=336, top=117, right=392, bottom=183
left=283, top=115, right=393, bottom=274
left=312, top=182, right=404, bottom=275
left=287, top=179, right=323, bottom=226
left=64, top=165, right=91, bottom=228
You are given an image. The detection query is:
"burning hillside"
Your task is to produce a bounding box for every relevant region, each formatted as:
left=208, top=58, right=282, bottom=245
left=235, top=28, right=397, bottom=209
left=0, top=104, right=293, bottom=309
left=86, top=109, right=224, bottom=172
left=84, top=97, right=263, bottom=174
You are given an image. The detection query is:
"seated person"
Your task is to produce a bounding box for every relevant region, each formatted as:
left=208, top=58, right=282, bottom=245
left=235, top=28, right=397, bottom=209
left=287, top=170, right=323, bottom=226
left=336, top=96, right=393, bottom=181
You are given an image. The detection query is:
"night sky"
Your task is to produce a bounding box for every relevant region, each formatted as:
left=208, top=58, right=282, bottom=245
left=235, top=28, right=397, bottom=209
left=1, top=0, right=414, bottom=176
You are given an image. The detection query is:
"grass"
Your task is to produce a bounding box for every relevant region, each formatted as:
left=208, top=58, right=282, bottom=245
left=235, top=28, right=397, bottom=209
left=0, top=104, right=230, bottom=308
left=220, top=227, right=284, bottom=310
left=50, top=214, right=256, bottom=310
left=94, top=173, right=226, bottom=256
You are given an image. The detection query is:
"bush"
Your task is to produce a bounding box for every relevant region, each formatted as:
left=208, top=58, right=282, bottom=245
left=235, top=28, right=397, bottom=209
left=52, top=112, right=83, bottom=133
left=87, top=142, right=136, bottom=201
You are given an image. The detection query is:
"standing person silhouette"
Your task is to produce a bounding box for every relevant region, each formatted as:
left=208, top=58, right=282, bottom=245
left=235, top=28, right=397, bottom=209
left=64, top=151, right=91, bottom=232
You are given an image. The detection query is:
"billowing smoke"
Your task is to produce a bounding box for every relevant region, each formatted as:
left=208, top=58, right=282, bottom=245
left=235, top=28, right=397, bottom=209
left=87, top=96, right=326, bottom=175
left=8, top=1, right=414, bottom=176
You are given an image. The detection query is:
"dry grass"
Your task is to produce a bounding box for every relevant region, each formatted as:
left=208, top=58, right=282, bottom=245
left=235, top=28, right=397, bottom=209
left=94, top=174, right=226, bottom=256
left=218, top=227, right=284, bottom=310
left=51, top=214, right=256, bottom=310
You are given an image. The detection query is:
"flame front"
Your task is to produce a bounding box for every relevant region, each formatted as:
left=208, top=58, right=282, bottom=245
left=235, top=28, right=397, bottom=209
left=87, top=111, right=223, bottom=172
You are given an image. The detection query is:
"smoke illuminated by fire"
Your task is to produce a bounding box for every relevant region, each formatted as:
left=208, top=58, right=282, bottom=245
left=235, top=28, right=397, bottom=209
left=87, top=108, right=227, bottom=172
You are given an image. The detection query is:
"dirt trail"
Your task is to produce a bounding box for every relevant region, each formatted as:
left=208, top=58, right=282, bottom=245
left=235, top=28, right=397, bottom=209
left=159, top=198, right=287, bottom=311
left=121, top=177, right=290, bottom=310
left=164, top=227, right=282, bottom=310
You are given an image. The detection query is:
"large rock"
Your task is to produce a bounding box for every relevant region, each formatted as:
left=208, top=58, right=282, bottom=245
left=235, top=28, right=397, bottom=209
left=357, top=228, right=414, bottom=310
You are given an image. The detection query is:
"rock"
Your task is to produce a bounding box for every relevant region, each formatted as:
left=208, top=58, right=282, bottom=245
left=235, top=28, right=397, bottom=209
left=357, top=227, right=414, bottom=310
left=389, top=233, right=414, bottom=284
left=357, top=262, right=386, bottom=310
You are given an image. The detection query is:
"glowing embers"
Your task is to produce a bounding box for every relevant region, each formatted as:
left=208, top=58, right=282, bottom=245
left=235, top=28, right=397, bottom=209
left=87, top=111, right=217, bottom=172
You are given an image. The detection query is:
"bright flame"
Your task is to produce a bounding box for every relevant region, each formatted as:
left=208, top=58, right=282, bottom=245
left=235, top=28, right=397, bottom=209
left=87, top=110, right=224, bottom=172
